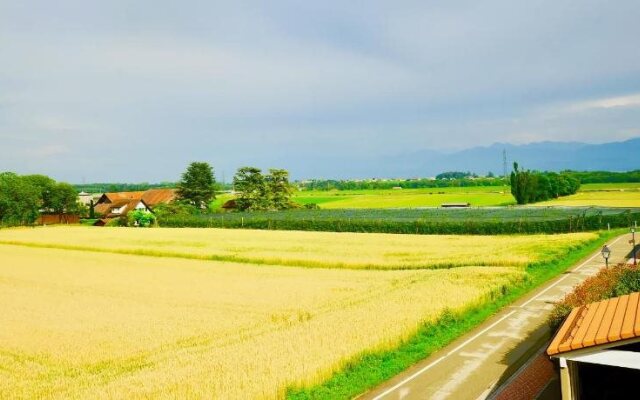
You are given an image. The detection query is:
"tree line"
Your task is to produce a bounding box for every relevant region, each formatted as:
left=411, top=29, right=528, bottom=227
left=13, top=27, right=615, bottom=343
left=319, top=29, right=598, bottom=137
left=0, top=172, right=82, bottom=226
left=299, top=176, right=507, bottom=191
left=168, top=162, right=295, bottom=214
left=562, top=170, right=640, bottom=184
left=510, top=163, right=580, bottom=205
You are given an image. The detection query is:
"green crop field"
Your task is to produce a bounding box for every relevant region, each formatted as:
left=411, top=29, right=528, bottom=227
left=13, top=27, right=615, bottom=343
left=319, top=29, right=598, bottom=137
left=293, top=186, right=514, bottom=208
left=291, top=183, right=640, bottom=209
left=161, top=206, right=640, bottom=235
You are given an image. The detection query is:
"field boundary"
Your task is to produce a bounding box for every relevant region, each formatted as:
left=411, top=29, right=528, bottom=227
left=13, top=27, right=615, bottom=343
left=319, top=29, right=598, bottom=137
left=286, top=229, right=623, bottom=399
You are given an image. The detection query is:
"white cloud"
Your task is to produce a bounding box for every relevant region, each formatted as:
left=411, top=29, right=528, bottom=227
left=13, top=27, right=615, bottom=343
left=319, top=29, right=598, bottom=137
left=567, top=93, right=640, bottom=112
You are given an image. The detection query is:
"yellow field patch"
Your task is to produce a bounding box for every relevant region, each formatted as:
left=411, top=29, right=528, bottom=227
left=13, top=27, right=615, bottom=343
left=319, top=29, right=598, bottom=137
left=0, top=245, right=524, bottom=399
left=0, top=227, right=597, bottom=269
left=534, top=190, right=640, bottom=208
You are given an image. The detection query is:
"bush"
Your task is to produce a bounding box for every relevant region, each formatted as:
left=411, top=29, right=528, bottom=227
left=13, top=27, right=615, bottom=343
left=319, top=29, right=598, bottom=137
left=612, top=269, right=640, bottom=297
left=549, top=264, right=640, bottom=329
left=127, top=210, right=157, bottom=227
left=153, top=202, right=198, bottom=220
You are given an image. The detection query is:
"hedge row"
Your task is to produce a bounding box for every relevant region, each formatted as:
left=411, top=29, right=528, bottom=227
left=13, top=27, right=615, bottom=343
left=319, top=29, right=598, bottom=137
left=160, top=210, right=640, bottom=235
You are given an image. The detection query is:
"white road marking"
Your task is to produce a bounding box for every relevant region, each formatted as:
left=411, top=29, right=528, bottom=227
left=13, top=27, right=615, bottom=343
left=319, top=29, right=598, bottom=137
left=371, top=310, right=516, bottom=400
left=371, top=234, right=628, bottom=400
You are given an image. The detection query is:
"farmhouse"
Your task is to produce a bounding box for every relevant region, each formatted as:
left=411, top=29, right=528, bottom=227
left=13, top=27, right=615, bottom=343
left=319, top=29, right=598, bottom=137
left=547, top=292, right=640, bottom=399
left=94, top=189, right=176, bottom=220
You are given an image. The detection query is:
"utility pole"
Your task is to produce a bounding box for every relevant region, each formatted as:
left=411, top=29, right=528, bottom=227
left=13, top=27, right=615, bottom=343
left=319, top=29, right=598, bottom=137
left=503, top=149, right=508, bottom=195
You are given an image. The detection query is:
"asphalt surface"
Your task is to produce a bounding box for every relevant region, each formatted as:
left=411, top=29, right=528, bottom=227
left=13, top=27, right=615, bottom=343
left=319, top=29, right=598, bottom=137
left=361, top=233, right=633, bottom=400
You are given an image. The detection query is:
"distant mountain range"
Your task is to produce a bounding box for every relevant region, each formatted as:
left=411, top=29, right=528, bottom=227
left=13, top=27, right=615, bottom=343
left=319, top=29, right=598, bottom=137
left=291, top=137, right=640, bottom=179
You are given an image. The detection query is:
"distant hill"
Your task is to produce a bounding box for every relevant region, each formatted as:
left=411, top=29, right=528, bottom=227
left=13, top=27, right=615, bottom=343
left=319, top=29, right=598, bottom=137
left=291, top=137, right=640, bottom=179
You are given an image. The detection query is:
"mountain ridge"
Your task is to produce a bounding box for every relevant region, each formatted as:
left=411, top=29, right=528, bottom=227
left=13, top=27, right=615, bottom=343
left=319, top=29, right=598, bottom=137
left=292, top=137, right=640, bottom=179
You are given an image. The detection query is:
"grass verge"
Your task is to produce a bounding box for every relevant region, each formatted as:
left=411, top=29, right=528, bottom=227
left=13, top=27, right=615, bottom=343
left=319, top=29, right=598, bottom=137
left=286, top=229, right=624, bottom=399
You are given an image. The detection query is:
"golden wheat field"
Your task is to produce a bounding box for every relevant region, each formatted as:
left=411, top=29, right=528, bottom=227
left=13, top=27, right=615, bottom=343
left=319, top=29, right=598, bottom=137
left=533, top=190, right=640, bottom=207
left=0, top=227, right=597, bottom=399
left=0, top=226, right=596, bottom=269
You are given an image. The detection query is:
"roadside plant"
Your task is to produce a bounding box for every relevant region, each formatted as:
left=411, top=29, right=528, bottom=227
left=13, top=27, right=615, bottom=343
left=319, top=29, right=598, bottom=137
left=127, top=210, right=157, bottom=227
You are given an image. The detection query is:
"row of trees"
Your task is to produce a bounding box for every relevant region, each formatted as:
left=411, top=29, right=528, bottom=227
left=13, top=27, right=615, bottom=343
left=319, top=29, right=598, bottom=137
left=233, top=167, right=293, bottom=211
left=510, top=163, right=580, bottom=205
left=173, top=162, right=294, bottom=213
left=299, top=176, right=506, bottom=191
left=562, top=170, right=640, bottom=184
left=0, top=172, right=82, bottom=225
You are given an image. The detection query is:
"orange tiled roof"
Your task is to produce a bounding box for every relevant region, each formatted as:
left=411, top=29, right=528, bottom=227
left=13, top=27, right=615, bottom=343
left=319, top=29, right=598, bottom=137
left=103, top=191, right=145, bottom=202
left=547, top=292, right=640, bottom=356
left=141, top=189, right=177, bottom=207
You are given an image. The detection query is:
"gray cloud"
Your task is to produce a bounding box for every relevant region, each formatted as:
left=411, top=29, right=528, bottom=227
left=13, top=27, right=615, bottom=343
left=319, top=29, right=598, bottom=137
left=1, top=0, right=639, bottom=181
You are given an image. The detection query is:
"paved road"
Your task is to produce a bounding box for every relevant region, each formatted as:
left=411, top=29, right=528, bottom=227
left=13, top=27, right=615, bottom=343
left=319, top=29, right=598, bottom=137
left=361, top=233, right=633, bottom=400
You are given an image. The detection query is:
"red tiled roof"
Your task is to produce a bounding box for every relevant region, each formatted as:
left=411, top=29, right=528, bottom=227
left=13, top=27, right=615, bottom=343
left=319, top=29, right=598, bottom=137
left=547, top=292, right=640, bottom=356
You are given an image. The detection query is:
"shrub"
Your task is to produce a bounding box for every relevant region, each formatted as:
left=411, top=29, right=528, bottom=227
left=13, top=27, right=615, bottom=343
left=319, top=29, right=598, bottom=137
left=106, top=218, right=121, bottom=227
left=549, top=263, right=640, bottom=329
left=612, top=269, right=640, bottom=297
left=127, top=210, right=157, bottom=227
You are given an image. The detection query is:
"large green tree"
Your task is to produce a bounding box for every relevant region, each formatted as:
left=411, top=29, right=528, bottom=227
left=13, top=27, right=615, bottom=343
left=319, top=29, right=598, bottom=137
left=265, top=169, right=293, bottom=210
left=177, top=162, right=216, bottom=210
left=233, top=167, right=269, bottom=211
left=233, top=167, right=294, bottom=211
left=511, top=163, right=580, bottom=205
left=23, top=174, right=56, bottom=210
left=50, top=182, right=81, bottom=214
left=0, top=173, right=41, bottom=225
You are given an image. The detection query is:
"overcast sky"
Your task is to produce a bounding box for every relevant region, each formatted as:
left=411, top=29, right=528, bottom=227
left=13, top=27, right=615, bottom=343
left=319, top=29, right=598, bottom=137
left=1, top=0, right=639, bottom=182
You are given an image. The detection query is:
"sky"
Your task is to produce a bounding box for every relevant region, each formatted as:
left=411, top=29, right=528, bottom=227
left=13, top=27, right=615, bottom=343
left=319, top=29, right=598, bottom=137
left=1, top=0, right=640, bottom=182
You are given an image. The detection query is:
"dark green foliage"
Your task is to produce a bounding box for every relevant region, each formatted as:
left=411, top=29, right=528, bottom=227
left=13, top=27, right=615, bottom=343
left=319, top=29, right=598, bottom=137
left=510, top=162, right=580, bottom=204
left=233, top=167, right=294, bottom=211
left=23, top=174, right=57, bottom=208
left=564, top=170, right=640, bottom=184
left=0, top=172, right=41, bottom=225
left=301, top=176, right=506, bottom=191
left=233, top=167, right=270, bottom=211
left=159, top=207, right=639, bottom=234
left=177, top=162, right=216, bottom=210
left=436, top=171, right=477, bottom=180
left=266, top=169, right=293, bottom=210
left=89, top=200, right=96, bottom=219
left=0, top=172, right=81, bottom=226
left=127, top=210, right=157, bottom=227
left=612, top=269, right=640, bottom=297
left=49, top=182, right=82, bottom=214
left=152, top=202, right=199, bottom=220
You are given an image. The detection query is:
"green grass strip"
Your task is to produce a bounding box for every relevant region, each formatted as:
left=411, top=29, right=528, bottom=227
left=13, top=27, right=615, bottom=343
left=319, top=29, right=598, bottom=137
left=286, top=229, right=624, bottom=399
